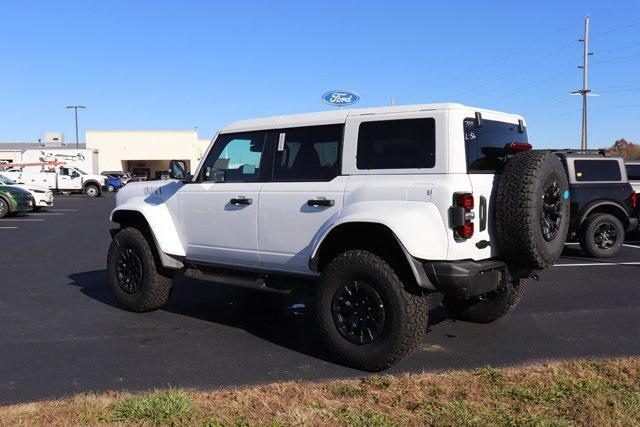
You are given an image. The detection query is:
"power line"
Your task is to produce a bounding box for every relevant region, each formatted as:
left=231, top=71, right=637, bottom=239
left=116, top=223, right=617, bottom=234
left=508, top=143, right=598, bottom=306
left=591, top=51, right=640, bottom=64
left=591, top=21, right=640, bottom=38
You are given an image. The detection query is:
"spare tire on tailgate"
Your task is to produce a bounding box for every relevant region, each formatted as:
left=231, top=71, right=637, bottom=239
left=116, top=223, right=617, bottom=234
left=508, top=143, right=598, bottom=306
left=496, top=151, right=569, bottom=270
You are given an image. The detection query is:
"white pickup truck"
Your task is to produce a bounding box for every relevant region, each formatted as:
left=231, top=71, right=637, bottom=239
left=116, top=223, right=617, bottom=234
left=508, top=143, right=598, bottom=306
left=2, top=165, right=106, bottom=197
left=107, top=103, right=570, bottom=370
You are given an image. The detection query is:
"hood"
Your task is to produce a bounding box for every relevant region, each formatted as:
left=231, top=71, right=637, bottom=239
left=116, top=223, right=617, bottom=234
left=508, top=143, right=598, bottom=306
left=0, top=185, right=31, bottom=196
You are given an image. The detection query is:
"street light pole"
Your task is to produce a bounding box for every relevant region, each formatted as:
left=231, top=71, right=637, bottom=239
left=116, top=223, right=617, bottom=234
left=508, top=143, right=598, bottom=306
left=66, top=105, right=86, bottom=148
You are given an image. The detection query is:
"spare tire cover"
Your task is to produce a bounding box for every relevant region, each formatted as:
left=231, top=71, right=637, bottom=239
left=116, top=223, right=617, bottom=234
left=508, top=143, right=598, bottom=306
left=496, top=151, right=569, bottom=270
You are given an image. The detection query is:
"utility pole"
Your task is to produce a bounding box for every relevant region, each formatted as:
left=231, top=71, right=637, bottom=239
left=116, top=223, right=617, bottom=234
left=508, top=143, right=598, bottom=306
left=66, top=105, right=86, bottom=148
left=571, top=16, right=596, bottom=150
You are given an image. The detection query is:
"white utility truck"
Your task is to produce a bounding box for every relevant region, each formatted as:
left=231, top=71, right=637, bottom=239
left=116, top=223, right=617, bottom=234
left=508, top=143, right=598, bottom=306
left=22, top=148, right=100, bottom=174
left=1, top=162, right=106, bottom=197
left=107, top=103, right=570, bottom=370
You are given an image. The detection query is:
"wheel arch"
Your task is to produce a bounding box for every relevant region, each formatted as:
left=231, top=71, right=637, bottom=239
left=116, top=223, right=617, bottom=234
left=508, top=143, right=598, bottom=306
left=111, top=209, right=184, bottom=269
left=309, top=221, right=434, bottom=289
left=580, top=201, right=629, bottom=228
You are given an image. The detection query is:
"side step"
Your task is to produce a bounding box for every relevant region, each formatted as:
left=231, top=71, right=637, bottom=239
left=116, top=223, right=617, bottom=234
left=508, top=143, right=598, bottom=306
left=183, top=265, right=315, bottom=294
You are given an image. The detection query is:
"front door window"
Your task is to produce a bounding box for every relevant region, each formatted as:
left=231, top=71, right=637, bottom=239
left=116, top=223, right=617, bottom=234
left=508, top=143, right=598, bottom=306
left=199, top=132, right=266, bottom=183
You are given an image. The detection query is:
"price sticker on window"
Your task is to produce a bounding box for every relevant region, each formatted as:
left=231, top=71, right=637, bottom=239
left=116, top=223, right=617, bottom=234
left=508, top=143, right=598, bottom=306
left=278, top=133, right=286, bottom=151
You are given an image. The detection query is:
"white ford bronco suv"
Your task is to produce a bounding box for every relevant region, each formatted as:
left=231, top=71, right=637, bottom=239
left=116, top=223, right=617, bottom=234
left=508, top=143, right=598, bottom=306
left=107, top=103, right=570, bottom=371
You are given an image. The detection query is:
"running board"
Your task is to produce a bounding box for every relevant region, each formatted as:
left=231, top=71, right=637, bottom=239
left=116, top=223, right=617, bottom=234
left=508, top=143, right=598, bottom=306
left=184, top=267, right=295, bottom=294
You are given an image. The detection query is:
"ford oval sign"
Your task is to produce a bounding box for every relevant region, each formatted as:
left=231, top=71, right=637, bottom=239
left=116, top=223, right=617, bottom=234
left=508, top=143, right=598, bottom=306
left=321, top=90, right=360, bottom=107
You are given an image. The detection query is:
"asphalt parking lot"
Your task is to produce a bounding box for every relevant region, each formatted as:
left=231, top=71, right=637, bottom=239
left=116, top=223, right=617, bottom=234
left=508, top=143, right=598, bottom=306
left=1, top=193, right=639, bottom=404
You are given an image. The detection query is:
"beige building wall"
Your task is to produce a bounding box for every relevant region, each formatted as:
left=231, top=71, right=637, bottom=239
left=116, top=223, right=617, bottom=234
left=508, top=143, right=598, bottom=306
left=0, top=150, right=23, bottom=164
left=86, top=130, right=207, bottom=178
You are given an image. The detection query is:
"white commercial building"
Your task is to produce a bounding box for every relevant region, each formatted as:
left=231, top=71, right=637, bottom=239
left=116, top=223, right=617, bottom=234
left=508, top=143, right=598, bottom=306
left=86, top=130, right=210, bottom=179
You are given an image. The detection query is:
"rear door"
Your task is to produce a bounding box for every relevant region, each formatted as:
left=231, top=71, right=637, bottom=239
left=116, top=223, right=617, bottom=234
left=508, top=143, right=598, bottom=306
left=258, top=124, right=347, bottom=273
left=463, top=115, right=529, bottom=255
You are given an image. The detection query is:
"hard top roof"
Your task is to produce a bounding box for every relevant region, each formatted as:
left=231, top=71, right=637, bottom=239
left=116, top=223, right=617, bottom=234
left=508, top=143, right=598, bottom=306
left=220, top=103, right=524, bottom=134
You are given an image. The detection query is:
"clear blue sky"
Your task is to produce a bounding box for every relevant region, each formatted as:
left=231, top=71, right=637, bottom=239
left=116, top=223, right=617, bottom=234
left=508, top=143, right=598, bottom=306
left=0, top=0, right=638, bottom=149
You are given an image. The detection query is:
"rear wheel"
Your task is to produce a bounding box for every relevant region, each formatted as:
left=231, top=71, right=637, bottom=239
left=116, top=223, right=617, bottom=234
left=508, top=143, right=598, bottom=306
left=0, top=198, right=9, bottom=218
left=579, top=213, right=625, bottom=258
left=107, top=227, right=173, bottom=312
left=314, top=250, right=427, bottom=371
left=443, top=279, right=526, bottom=323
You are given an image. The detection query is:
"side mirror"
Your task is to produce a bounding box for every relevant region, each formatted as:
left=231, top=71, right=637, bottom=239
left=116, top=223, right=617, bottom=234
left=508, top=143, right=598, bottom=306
left=169, top=160, right=188, bottom=180
left=71, top=171, right=80, bottom=178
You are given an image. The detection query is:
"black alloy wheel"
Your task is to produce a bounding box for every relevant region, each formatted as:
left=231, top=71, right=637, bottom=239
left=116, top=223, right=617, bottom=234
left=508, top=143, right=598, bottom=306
left=332, top=280, right=386, bottom=345
left=593, top=221, right=619, bottom=250
left=116, top=248, right=143, bottom=294
left=541, top=179, right=563, bottom=241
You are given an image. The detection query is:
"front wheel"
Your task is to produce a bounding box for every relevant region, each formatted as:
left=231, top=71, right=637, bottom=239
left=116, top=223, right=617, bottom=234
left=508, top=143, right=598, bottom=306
left=579, top=213, right=625, bottom=258
left=0, top=198, right=9, bottom=218
left=314, top=250, right=427, bottom=371
left=107, top=227, right=173, bottom=312
left=443, top=279, right=526, bottom=323
left=84, top=184, right=100, bottom=197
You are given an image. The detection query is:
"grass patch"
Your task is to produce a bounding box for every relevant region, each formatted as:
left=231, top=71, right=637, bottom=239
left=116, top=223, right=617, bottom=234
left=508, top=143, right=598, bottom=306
left=1, top=357, right=640, bottom=425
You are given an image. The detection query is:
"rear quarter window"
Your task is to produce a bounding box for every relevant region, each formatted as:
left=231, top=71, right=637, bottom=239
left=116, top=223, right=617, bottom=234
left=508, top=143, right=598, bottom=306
left=574, top=160, right=622, bottom=182
left=356, top=118, right=436, bottom=169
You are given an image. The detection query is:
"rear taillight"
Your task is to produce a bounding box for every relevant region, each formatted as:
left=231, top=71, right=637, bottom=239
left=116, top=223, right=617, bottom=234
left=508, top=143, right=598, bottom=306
left=456, top=221, right=474, bottom=239
left=631, top=190, right=637, bottom=209
left=451, top=192, right=475, bottom=239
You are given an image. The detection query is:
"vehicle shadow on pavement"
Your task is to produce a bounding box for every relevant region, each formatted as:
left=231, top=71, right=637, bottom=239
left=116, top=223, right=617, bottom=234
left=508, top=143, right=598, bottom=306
left=67, top=270, right=454, bottom=365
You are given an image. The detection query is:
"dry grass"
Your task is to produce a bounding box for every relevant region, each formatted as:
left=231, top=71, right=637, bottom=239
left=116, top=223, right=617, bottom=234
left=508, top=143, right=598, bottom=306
left=1, top=357, right=640, bottom=426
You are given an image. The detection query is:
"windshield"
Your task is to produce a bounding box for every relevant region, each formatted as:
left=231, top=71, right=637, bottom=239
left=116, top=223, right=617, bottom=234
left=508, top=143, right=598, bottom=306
left=0, top=174, right=17, bottom=184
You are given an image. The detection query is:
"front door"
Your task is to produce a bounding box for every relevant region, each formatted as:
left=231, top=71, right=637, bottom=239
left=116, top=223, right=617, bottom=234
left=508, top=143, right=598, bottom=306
left=259, top=124, right=347, bottom=273
left=58, top=167, right=83, bottom=190
left=179, top=131, right=267, bottom=267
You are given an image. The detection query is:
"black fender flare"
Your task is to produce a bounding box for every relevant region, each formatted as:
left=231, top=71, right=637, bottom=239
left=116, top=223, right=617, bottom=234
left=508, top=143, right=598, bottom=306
left=579, top=200, right=629, bottom=227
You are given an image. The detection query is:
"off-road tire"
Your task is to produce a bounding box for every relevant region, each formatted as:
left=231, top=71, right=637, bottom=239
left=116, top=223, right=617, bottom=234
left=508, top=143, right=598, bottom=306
left=314, top=250, right=427, bottom=371
left=107, top=227, right=173, bottom=312
left=443, top=279, right=526, bottom=323
left=579, top=213, right=625, bottom=258
left=0, top=197, right=9, bottom=218
left=496, top=151, right=569, bottom=269
left=84, top=184, right=100, bottom=197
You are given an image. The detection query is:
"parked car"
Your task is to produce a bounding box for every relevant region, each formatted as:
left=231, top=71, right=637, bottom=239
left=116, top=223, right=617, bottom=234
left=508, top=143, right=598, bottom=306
left=106, top=103, right=571, bottom=371
left=556, top=151, right=638, bottom=258
left=626, top=160, right=640, bottom=193
left=0, top=173, right=54, bottom=211
left=101, top=171, right=132, bottom=186
left=104, top=175, right=123, bottom=192
left=0, top=185, right=34, bottom=218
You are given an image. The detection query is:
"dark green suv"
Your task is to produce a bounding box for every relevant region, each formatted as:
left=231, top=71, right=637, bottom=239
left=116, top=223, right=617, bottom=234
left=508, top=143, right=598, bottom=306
left=0, top=185, right=33, bottom=218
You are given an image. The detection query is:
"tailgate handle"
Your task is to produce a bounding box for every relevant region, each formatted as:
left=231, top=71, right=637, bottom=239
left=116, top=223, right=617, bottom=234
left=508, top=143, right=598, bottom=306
left=479, top=196, right=487, bottom=231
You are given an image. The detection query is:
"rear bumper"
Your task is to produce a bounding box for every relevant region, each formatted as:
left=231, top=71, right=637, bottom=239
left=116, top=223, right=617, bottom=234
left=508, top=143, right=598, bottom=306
left=421, top=259, right=511, bottom=299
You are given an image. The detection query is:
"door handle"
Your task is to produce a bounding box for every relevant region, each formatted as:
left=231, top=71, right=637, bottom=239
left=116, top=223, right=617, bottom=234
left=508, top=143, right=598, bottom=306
left=307, top=198, right=335, bottom=207
left=230, top=197, right=253, bottom=205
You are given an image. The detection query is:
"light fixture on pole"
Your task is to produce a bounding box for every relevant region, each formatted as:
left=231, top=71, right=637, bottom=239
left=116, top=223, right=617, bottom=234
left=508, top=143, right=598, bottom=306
left=66, top=105, right=86, bottom=148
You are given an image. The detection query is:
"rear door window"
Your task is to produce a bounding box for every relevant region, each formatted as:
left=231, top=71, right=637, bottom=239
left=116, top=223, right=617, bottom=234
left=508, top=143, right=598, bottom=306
left=272, top=125, right=342, bottom=181
left=574, top=160, right=622, bottom=182
left=626, top=164, right=640, bottom=180
left=464, top=118, right=528, bottom=173
left=356, top=118, right=436, bottom=169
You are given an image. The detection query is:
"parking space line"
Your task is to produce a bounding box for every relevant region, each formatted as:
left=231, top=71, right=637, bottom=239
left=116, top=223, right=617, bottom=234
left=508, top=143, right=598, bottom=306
left=0, top=219, right=44, bottom=222
left=0, top=226, right=18, bottom=229
left=48, top=209, right=78, bottom=212
left=555, top=261, right=640, bottom=267
left=28, top=213, right=63, bottom=216
left=623, top=244, right=640, bottom=249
